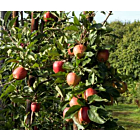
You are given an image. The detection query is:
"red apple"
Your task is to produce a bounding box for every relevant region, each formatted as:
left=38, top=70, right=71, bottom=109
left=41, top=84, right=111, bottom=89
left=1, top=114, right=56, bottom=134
left=66, top=72, right=81, bottom=86
left=73, top=44, right=86, bottom=58
left=53, top=61, right=65, bottom=73
left=97, top=49, right=109, bottom=62
left=31, top=102, right=40, bottom=112
left=84, top=88, right=97, bottom=100
left=78, top=107, right=90, bottom=124
left=43, top=11, right=57, bottom=22
left=69, top=97, right=79, bottom=107
left=12, top=67, right=27, bottom=80
left=63, top=107, right=73, bottom=122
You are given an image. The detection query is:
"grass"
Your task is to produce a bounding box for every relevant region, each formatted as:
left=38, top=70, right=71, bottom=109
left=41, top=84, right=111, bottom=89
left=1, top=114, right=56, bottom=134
left=106, top=104, right=140, bottom=130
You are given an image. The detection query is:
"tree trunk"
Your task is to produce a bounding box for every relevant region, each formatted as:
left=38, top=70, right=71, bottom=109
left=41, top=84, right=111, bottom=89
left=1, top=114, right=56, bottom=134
left=25, top=99, right=31, bottom=129
left=12, top=11, right=19, bottom=27
left=31, top=12, right=39, bottom=32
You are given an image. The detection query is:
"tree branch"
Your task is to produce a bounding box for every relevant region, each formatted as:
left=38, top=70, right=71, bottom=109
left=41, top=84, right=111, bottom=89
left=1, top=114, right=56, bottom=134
left=0, top=79, right=16, bottom=87
left=102, top=11, right=112, bottom=26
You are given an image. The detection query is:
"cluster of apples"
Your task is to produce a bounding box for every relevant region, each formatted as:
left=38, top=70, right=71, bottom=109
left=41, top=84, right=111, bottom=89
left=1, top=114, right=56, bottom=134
left=52, top=44, right=111, bottom=124
left=63, top=88, right=97, bottom=124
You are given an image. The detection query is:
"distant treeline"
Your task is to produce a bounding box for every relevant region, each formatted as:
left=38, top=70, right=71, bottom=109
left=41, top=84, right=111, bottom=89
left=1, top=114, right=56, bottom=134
left=102, top=20, right=140, bottom=83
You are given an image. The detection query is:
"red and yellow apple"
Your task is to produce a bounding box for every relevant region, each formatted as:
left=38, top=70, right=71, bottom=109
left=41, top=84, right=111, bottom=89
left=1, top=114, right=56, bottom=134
left=31, top=102, right=41, bottom=112
left=12, top=67, right=27, bottom=80
left=78, top=107, right=90, bottom=124
left=73, top=44, right=86, bottom=58
left=84, top=88, right=97, bottom=100
left=43, top=11, right=57, bottom=22
left=69, top=97, right=79, bottom=107
left=66, top=72, right=81, bottom=86
left=53, top=61, right=65, bottom=73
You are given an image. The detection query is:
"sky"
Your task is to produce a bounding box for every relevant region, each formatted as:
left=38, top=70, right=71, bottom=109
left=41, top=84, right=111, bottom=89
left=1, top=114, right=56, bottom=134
left=74, top=11, right=140, bottom=23
left=23, top=11, right=140, bottom=23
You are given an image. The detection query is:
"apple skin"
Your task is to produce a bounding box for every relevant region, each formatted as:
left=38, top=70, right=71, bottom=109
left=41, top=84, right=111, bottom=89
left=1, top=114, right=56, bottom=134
left=78, top=107, right=90, bottom=124
left=43, top=11, right=57, bottom=22
left=31, top=102, right=41, bottom=112
left=53, top=61, right=65, bottom=73
left=63, top=107, right=73, bottom=122
left=97, top=49, right=109, bottom=62
left=69, top=97, right=79, bottom=107
left=84, top=88, right=97, bottom=100
left=73, top=44, right=86, bottom=58
left=12, top=67, right=27, bottom=80
left=66, top=72, right=81, bottom=86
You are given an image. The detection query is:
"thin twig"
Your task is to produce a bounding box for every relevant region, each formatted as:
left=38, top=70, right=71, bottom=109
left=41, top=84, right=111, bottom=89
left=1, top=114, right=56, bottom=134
left=102, top=11, right=112, bottom=26
left=0, top=79, right=16, bottom=87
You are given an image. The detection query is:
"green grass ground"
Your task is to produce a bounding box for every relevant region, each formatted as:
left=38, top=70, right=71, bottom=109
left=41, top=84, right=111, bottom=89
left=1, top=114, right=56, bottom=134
left=106, top=104, right=140, bottom=130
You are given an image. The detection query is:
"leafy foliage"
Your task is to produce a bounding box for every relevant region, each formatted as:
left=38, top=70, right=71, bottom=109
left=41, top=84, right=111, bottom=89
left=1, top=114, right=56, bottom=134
left=0, top=11, right=125, bottom=130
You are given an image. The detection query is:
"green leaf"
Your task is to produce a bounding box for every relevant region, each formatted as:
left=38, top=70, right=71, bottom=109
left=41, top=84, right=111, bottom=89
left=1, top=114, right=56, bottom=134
left=1, top=85, right=15, bottom=98
left=55, top=85, right=63, bottom=97
left=87, top=94, right=108, bottom=104
left=88, top=105, right=105, bottom=124
left=77, top=98, right=86, bottom=106
left=73, top=115, right=85, bottom=130
left=51, top=72, right=66, bottom=78
left=54, top=78, right=65, bottom=84
left=27, top=40, right=38, bottom=49
left=4, top=11, right=12, bottom=23
left=90, top=72, right=95, bottom=85
left=82, top=58, right=91, bottom=67
left=32, top=63, right=39, bottom=68
left=89, top=31, right=97, bottom=45
left=65, top=105, right=81, bottom=118
left=105, top=86, right=120, bottom=97
left=0, top=57, right=6, bottom=61
left=6, top=59, right=19, bottom=63
left=9, top=17, right=17, bottom=28
left=10, top=97, right=25, bottom=103
left=92, top=23, right=103, bottom=29
left=62, top=62, right=74, bottom=70
left=0, top=30, right=8, bottom=35
left=74, top=15, right=80, bottom=26
left=64, top=25, right=79, bottom=31
left=85, top=52, right=94, bottom=57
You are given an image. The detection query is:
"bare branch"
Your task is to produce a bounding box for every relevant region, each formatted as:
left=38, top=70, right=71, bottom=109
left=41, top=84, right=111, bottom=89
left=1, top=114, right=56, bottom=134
left=0, top=79, right=16, bottom=87
left=102, top=11, right=112, bottom=26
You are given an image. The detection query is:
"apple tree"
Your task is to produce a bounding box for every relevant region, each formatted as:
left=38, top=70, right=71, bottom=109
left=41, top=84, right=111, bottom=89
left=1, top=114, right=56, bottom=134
left=0, top=11, right=127, bottom=130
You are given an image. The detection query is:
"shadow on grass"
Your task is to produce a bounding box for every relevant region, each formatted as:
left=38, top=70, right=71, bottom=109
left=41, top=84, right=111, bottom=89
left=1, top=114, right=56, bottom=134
left=106, top=104, right=140, bottom=130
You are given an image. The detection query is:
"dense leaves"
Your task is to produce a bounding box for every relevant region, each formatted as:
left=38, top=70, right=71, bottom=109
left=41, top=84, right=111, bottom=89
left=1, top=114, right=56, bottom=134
left=0, top=11, right=125, bottom=130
